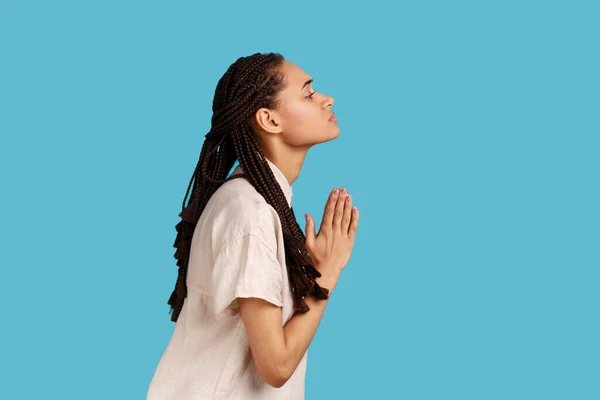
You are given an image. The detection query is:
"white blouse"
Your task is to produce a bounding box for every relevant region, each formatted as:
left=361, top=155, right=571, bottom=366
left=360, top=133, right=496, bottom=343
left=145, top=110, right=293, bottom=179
left=147, top=158, right=307, bottom=399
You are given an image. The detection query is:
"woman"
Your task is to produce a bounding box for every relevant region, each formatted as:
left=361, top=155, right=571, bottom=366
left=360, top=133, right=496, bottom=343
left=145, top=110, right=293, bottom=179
left=147, top=52, right=359, bottom=399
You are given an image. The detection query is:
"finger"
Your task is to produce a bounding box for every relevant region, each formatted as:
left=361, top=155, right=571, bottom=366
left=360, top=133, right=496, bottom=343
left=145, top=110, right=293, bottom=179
left=332, top=187, right=347, bottom=230
left=321, top=188, right=339, bottom=232
left=305, top=214, right=315, bottom=245
left=348, top=207, right=359, bottom=242
left=341, top=193, right=352, bottom=234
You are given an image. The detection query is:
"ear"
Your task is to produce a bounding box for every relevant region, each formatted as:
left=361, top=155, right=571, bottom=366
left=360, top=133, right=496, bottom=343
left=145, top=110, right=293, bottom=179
left=253, top=108, right=283, bottom=134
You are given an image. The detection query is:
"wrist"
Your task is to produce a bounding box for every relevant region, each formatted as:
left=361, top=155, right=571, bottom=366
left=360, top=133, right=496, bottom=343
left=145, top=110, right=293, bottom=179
left=315, top=274, right=338, bottom=292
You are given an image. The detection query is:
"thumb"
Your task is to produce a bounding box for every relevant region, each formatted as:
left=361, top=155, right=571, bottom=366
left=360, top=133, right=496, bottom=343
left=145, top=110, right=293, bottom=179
left=305, top=214, right=315, bottom=244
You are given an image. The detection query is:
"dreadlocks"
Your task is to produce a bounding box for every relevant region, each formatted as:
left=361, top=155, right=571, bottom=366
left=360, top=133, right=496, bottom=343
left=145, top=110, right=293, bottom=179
left=168, top=52, right=329, bottom=322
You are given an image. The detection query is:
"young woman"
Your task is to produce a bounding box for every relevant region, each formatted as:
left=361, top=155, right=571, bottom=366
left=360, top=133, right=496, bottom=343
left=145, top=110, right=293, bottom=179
left=147, top=52, right=359, bottom=399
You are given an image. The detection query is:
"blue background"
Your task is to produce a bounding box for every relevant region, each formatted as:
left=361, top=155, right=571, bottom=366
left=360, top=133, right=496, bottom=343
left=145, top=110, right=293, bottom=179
left=1, top=1, right=598, bottom=399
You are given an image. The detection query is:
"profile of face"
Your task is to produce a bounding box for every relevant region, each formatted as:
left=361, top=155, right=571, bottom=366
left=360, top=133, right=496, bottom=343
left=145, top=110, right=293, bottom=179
left=251, top=60, right=340, bottom=150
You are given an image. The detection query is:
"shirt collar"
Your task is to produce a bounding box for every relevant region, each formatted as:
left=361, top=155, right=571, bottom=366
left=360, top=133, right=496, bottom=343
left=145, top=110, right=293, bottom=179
left=231, top=157, right=293, bottom=207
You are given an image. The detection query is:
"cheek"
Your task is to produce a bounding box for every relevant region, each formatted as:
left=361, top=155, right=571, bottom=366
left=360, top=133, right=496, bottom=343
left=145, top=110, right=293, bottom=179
left=291, top=105, right=327, bottom=133
left=281, top=101, right=331, bottom=143
left=286, top=102, right=314, bottom=123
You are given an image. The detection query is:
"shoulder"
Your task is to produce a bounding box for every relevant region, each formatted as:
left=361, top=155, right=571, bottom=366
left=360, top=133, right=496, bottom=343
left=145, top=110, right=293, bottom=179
left=208, top=177, right=282, bottom=250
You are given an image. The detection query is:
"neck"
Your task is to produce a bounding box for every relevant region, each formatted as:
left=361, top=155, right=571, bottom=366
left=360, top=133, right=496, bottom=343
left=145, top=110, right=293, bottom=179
left=263, top=147, right=308, bottom=186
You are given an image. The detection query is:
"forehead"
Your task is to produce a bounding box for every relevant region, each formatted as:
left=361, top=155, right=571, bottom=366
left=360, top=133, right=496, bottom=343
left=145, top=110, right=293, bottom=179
left=281, top=60, right=311, bottom=88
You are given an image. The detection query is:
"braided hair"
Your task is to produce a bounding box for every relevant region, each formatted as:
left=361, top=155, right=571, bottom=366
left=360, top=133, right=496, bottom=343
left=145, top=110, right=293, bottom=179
left=168, top=52, right=329, bottom=322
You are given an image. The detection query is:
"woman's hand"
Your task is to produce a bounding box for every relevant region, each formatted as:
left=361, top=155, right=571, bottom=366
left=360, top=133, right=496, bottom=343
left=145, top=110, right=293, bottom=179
left=304, top=187, right=359, bottom=282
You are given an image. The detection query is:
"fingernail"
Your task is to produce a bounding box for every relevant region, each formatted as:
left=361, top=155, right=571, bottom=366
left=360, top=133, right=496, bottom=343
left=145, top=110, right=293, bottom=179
left=340, top=188, right=347, bottom=195
left=333, top=189, right=339, bottom=197
left=346, top=195, right=352, bottom=202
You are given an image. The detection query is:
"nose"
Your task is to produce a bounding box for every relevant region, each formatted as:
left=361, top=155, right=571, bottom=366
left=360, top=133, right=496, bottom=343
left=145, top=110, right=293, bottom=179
left=322, top=94, right=334, bottom=109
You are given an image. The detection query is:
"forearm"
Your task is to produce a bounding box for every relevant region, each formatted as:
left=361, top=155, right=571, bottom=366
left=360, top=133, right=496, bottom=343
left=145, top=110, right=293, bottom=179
left=281, top=274, right=338, bottom=379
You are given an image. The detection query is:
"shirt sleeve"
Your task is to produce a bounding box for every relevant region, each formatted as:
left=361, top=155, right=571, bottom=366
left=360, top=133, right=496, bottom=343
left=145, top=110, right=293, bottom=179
left=211, top=232, right=284, bottom=320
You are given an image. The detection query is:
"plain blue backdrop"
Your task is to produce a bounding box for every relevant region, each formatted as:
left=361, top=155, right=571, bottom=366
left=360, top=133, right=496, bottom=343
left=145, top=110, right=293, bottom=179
left=1, top=0, right=598, bottom=399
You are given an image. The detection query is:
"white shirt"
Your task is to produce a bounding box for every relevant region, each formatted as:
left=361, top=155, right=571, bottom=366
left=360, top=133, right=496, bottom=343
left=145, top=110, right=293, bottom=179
left=147, top=158, right=306, bottom=400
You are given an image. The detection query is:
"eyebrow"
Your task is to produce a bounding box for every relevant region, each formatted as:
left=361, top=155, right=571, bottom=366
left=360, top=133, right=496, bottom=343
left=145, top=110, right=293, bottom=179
left=300, top=78, right=313, bottom=91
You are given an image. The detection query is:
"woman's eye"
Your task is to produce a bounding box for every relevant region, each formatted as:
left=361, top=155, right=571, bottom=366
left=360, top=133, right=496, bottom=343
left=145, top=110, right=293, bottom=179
left=306, top=91, right=316, bottom=99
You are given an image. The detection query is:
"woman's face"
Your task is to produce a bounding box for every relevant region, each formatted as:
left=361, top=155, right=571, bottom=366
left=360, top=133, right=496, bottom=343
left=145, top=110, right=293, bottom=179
left=252, top=60, right=340, bottom=148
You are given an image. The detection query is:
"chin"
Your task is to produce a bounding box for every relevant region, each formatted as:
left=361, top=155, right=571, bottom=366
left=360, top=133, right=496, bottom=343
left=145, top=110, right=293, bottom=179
left=331, top=125, right=341, bottom=139
left=318, top=131, right=340, bottom=145
left=305, top=126, right=341, bottom=147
